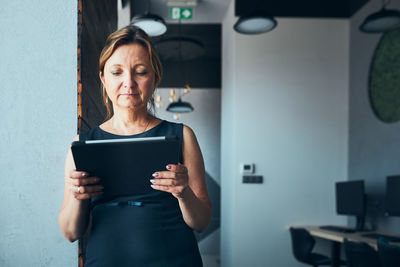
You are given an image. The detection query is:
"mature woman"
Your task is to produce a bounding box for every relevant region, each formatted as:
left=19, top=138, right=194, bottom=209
left=58, top=25, right=211, bottom=266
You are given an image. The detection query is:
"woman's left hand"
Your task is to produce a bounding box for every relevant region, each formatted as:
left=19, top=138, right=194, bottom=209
left=150, top=164, right=189, bottom=199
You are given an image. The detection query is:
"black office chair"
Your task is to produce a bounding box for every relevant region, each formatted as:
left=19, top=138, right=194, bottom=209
left=289, top=227, right=333, bottom=267
left=343, top=238, right=380, bottom=267
left=378, top=238, right=400, bottom=267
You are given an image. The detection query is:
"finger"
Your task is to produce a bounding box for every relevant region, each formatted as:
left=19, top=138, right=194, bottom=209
left=150, top=184, right=171, bottom=192
left=68, top=184, right=103, bottom=195
left=150, top=184, right=188, bottom=199
left=74, top=192, right=103, bottom=200
left=67, top=177, right=101, bottom=186
left=76, top=185, right=104, bottom=194
left=69, top=170, right=89, bottom=179
left=152, top=171, right=186, bottom=180
left=150, top=178, right=185, bottom=187
left=166, top=164, right=188, bottom=173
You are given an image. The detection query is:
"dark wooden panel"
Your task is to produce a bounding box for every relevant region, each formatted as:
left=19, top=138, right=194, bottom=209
left=81, top=0, right=117, bottom=131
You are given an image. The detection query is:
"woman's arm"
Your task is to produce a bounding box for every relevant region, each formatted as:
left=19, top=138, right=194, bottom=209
left=150, top=126, right=212, bottom=232
left=58, top=136, right=103, bottom=242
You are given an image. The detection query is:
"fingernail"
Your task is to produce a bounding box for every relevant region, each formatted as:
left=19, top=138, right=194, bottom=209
left=82, top=172, right=88, bottom=177
left=150, top=184, right=156, bottom=188
left=152, top=172, right=159, bottom=177
left=150, top=179, right=156, bottom=184
left=166, top=165, right=171, bottom=170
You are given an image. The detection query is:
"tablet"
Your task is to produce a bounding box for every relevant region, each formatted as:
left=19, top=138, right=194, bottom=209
left=71, top=136, right=180, bottom=199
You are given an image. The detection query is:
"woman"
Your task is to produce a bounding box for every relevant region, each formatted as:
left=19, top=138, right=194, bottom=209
left=58, top=25, right=211, bottom=266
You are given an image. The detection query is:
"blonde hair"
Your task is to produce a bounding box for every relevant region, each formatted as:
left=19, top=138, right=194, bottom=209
left=99, top=25, right=163, bottom=120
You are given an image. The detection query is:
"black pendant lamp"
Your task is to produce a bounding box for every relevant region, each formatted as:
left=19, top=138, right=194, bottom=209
left=131, top=13, right=167, bottom=37
left=131, top=0, right=167, bottom=37
left=166, top=97, right=194, bottom=113
left=234, top=15, right=277, bottom=34
left=360, top=0, right=400, bottom=33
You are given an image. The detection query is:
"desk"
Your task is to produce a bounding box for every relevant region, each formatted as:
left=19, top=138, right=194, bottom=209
left=291, top=226, right=400, bottom=267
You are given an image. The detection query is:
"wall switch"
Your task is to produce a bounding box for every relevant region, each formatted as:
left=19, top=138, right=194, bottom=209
left=240, top=163, right=255, bottom=175
left=243, top=175, right=263, bottom=184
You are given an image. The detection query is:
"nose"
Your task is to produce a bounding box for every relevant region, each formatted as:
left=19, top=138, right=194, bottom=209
left=123, top=72, right=137, bottom=89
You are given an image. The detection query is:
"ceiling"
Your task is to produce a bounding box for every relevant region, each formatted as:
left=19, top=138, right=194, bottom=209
left=127, top=0, right=370, bottom=88
left=129, top=0, right=370, bottom=24
left=235, top=0, right=370, bottom=18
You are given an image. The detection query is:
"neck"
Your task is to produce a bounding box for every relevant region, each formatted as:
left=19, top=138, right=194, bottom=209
left=110, top=107, right=152, bottom=135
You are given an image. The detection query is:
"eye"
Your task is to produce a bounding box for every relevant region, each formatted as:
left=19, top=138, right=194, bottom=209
left=111, top=71, right=122, bottom=76
left=136, top=70, right=148, bottom=76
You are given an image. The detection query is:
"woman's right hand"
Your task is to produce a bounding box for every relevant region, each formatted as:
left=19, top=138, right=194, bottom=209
left=67, top=170, right=103, bottom=200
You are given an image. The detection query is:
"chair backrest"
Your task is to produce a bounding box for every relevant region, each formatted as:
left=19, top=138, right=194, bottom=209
left=289, top=227, right=315, bottom=263
left=344, top=238, right=380, bottom=267
left=378, top=238, right=400, bottom=267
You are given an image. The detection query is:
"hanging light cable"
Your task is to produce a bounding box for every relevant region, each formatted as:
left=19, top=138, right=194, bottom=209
left=167, top=19, right=194, bottom=114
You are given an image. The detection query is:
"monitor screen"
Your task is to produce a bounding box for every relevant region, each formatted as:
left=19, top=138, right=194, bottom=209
left=335, top=180, right=365, bottom=216
left=386, top=175, right=400, bottom=216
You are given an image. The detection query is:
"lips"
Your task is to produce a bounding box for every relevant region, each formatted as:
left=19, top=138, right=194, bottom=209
left=120, top=93, right=139, bottom=97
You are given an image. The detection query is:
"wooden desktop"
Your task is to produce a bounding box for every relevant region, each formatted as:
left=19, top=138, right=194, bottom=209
left=290, top=225, right=400, bottom=267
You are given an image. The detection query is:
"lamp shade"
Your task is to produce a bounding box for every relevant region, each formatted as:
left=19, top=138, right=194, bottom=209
left=359, top=8, right=400, bottom=33
left=166, top=98, right=194, bottom=113
left=234, top=16, right=277, bottom=34
left=131, top=13, right=167, bottom=37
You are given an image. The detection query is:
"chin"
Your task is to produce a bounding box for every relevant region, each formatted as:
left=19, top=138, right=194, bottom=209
left=119, top=102, right=145, bottom=110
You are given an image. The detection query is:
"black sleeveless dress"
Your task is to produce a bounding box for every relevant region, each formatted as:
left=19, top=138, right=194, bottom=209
left=79, top=120, right=203, bottom=267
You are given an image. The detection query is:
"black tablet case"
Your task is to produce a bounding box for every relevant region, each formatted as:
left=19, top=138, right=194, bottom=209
left=71, top=136, right=179, bottom=199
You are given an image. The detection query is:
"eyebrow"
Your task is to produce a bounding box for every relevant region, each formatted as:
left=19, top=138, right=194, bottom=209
left=110, top=63, right=147, bottom=68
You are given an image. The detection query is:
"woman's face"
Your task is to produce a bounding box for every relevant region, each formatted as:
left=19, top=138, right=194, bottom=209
left=100, top=43, right=155, bottom=111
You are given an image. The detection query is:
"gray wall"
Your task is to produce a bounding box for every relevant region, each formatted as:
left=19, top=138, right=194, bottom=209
left=221, top=2, right=236, bottom=266
left=221, top=1, right=350, bottom=266
left=0, top=1, right=77, bottom=266
left=349, top=0, right=400, bottom=231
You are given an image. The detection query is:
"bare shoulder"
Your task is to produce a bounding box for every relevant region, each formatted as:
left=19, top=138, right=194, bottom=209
left=182, top=125, right=202, bottom=153
left=182, top=125, right=203, bottom=162
left=182, top=125, right=197, bottom=142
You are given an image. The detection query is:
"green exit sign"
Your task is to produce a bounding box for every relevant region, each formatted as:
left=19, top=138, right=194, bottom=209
left=170, top=7, right=193, bottom=20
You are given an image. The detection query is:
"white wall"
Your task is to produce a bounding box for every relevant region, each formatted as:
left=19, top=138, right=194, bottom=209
left=0, top=1, right=77, bottom=266
left=221, top=1, right=350, bottom=266
left=349, top=0, right=400, bottom=231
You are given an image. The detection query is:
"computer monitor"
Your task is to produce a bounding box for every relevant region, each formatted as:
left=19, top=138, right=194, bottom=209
left=386, top=175, right=400, bottom=216
left=335, top=180, right=365, bottom=230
